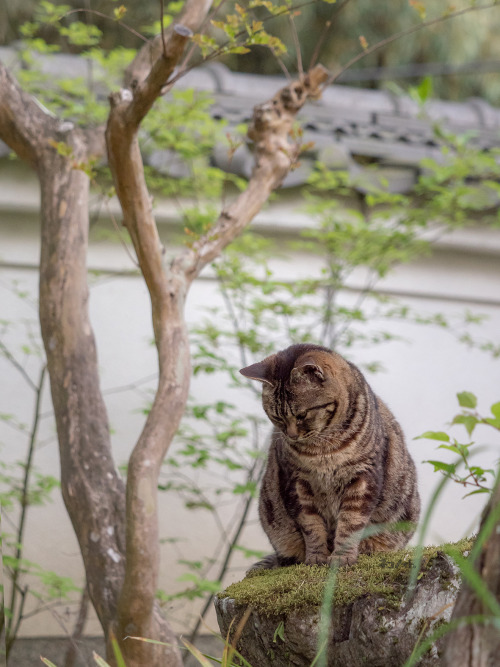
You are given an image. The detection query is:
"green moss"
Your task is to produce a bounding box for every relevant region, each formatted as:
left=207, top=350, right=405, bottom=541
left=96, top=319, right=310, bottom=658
left=218, top=537, right=473, bottom=617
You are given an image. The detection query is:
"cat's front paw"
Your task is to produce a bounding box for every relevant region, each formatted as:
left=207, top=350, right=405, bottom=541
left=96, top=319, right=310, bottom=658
left=305, top=552, right=330, bottom=566
left=329, top=549, right=359, bottom=568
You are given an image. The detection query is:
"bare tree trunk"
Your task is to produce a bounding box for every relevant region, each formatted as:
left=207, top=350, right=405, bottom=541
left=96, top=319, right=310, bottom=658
left=443, top=476, right=500, bottom=667
left=0, top=59, right=128, bottom=640
left=38, top=126, right=128, bottom=635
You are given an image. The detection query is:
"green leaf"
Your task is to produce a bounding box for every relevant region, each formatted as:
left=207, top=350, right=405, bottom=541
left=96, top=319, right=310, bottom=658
left=36, top=1, right=71, bottom=24
left=415, top=431, right=450, bottom=442
left=232, top=544, right=267, bottom=559
left=490, top=402, right=500, bottom=421
left=436, top=443, right=460, bottom=455
left=177, top=573, right=221, bottom=593
left=417, top=76, right=433, bottom=103
left=457, top=391, right=477, bottom=409
left=230, top=46, right=251, bottom=54
left=125, top=636, right=174, bottom=647
left=185, top=500, right=215, bottom=511
left=233, top=481, right=258, bottom=496
left=452, top=414, right=478, bottom=436
left=178, top=559, right=203, bottom=570
left=60, top=22, right=102, bottom=46
left=113, top=5, right=127, bottom=21
left=214, top=457, right=243, bottom=471
left=426, top=460, right=456, bottom=474
left=463, top=488, right=491, bottom=497
left=40, top=659, right=59, bottom=667
left=273, top=620, right=285, bottom=643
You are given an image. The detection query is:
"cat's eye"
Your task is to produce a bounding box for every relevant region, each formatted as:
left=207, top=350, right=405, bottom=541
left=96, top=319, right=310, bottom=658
left=296, top=412, right=307, bottom=422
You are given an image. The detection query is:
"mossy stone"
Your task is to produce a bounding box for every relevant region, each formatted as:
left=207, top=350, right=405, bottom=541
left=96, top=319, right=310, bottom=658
left=218, top=537, right=473, bottom=617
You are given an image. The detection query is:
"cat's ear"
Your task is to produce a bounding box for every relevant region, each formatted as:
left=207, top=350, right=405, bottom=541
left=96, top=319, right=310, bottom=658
left=291, top=363, right=325, bottom=383
left=240, top=359, right=274, bottom=386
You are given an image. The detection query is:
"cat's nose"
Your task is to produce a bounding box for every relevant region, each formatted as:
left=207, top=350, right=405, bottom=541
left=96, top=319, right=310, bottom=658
left=286, top=423, right=299, bottom=440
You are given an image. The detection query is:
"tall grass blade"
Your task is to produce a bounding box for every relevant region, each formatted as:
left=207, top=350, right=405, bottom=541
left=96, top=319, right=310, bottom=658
left=109, top=630, right=127, bottom=667
left=224, top=647, right=254, bottom=667
left=92, top=652, right=112, bottom=667
left=181, top=638, right=213, bottom=666
left=407, top=464, right=458, bottom=598
left=470, top=468, right=500, bottom=562
left=314, top=560, right=338, bottom=667
left=124, top=636, right=170, bottom=645
left=224, top=606, right=252, bottom=667
left=309, top=638, right=328, bottom=667
left=314, top=521, right=413, bottom=667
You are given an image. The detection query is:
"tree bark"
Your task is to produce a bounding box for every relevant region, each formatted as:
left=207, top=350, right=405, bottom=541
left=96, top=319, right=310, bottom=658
left=443, top=476, right=500, bottom=667
left=1, top=61, right=127, bottom=638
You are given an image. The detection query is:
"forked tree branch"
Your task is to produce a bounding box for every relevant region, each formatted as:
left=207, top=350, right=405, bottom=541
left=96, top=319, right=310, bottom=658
left=173, top=64, right=330, bottom=282
left=106, top=5, right=213, bottom=662
left=124, top=0, right=213, bottom=89
left=0, top=63, right=56, bottom=167
left=106, top=24, right=193, bottom=343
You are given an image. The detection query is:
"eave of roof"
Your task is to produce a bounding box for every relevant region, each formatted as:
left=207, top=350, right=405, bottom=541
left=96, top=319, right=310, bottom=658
left=1, top=47, right=500, bottom=193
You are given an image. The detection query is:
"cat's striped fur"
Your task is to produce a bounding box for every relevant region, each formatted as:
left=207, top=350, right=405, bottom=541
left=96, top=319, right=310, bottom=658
left=240, top=344, right=420, bottom=568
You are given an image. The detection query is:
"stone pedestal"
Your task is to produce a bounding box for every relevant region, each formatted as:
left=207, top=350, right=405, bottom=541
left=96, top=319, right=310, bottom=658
left=215, top=547, right=466, bottom=666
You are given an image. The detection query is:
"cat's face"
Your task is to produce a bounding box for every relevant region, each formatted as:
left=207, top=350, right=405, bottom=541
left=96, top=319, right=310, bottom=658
left=240, top=345, right=357, bottom=443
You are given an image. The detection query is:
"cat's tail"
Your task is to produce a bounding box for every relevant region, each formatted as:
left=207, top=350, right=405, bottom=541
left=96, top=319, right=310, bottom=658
left=247, top=553, right=299, bottom=573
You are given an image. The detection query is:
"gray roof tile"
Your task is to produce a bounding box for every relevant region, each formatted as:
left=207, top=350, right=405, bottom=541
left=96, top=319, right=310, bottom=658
left=1, top=47, right=500, bottom=193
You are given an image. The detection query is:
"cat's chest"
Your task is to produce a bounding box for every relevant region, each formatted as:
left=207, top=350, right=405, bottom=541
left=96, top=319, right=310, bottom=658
left=300, top=468, right=345, bottom=520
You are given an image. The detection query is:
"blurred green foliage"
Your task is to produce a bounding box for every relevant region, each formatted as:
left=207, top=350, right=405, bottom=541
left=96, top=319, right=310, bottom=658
left=3, top=0, right=500, bottom=102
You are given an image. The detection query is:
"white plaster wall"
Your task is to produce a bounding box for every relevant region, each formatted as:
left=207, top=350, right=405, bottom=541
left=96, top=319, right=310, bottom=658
left=1, top=171, right=500, bottom=637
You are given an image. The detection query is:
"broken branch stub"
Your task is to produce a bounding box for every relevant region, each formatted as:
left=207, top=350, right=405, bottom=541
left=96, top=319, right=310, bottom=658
left=247, top=64, right=329, bottom=177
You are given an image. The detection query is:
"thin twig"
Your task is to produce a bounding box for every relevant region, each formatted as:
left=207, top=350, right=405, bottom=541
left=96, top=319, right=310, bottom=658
left=218, top=283, right=261, bottom=399
left=188, top=454, right=266, bottom=643
left=159, top=0, right=168, bottom=57
left=104, top=198, right=140, bottom=269
left=0, top=341, right=37, bottom=392
left=101, top=372, right=159, bottom=396
left=166, top=0, right=322, bottom=88
left=289, top=14, right=303, bottom=78
left=159, top=470, right=230, bottom=544
left=327, top=2, right=500, bottom=86
left=273, top=51, right=292, bottom=81
left=5, top=365, right=46, bottom=651
left=6, top=585, right=28, bottom=656
left=62, top=8, right=150, bottom=45
left=309, top=0, right=354, bottom=69
left=63, top=582, right=90, bottom=667
left=169, top=0, right=231, bottom=88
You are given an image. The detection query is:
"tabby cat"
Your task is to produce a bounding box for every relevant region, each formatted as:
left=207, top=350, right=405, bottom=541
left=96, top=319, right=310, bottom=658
left=240, top=344, right=420, bottom=568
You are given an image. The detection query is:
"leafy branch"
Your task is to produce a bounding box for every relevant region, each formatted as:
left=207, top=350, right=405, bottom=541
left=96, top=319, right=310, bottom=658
left=418, top=392, right=500, bottom=497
